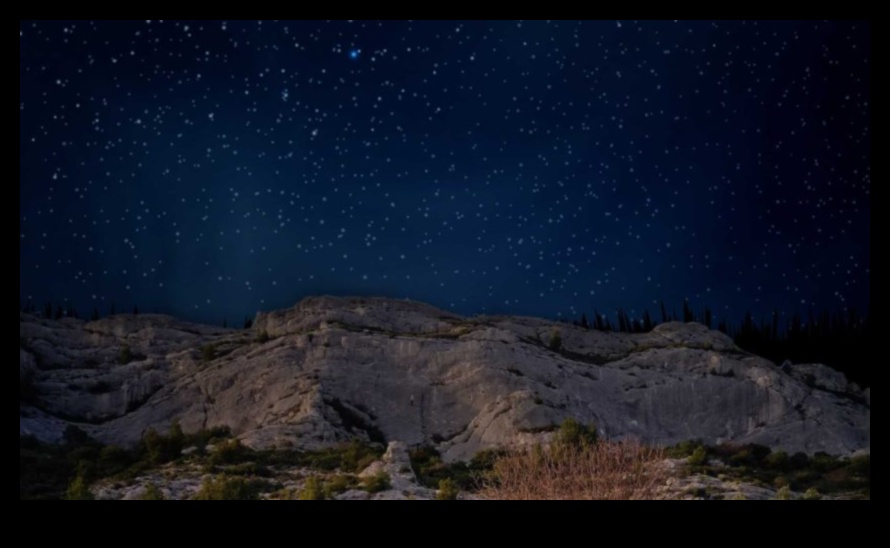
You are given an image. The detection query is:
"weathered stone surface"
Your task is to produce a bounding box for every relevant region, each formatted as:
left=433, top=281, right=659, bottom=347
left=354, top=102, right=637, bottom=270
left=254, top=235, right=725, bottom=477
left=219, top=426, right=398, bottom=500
left=19, top=297, right=870, bottom=459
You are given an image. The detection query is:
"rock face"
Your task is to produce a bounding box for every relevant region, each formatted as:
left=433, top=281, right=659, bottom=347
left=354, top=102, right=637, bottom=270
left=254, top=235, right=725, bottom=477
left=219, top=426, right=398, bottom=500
left=19, top=296, right=870, bottom=459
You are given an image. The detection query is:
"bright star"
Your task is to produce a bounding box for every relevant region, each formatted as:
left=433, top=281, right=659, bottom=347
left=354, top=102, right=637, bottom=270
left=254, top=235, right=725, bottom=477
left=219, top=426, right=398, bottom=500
left=349, top=49, right=360, bottom=60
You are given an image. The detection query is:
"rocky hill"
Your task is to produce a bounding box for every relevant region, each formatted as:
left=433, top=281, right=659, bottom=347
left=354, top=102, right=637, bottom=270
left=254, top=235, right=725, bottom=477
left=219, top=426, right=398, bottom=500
left=19, top=296, right=870, bottom=460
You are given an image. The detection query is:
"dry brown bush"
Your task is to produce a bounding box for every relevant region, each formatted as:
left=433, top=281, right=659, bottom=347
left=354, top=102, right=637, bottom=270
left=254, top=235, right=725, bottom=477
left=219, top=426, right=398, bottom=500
left=479, top=439, right=666, bottom=500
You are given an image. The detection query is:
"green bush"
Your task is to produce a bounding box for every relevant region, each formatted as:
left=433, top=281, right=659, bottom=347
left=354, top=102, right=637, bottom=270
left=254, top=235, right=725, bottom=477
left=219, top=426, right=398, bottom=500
left=437, top=478, right=459, bottom=500
left=666, top=440, right=702, bottom=459
left=194, top=476, right=259, bottom=500
left=97, top=445, right=133, bottom=477
left=323, top=475, right=355, bottom=498
left=848, top=454, right=870, bottom=480
left=141, top=421, right=185, bottom=465
left=340, top=439, right=380, bottom=472
left=65, top=474, right=94, bottom=500
left=361, top=471, right=390, bottom=493
left=555, top=418, right=598, bottom=449
left=803, top=487, right=821, bottom=500
left=548, top=329, right=562, bottom=351
left=208, top=438, right=252, bottom=466
left=687, top=446, right=708, bottom=466
left=776, top=486, right=793, bottom=500
left=140, top=483, right=165, bottom=500
left=297, top=476, right=326, bottom=500
left=766, top=450, right=789, bottom=470
left=255, top=330, right=271, bottom=344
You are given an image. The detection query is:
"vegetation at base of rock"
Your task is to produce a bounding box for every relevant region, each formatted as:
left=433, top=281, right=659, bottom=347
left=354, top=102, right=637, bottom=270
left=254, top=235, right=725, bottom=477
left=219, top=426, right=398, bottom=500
left=803, top=487, right=821, bottom=500
left=20, top=423, right=385, bottom=500
left=360, top=471, right=390, bottom=493
left=323, top=474, right=356, bottom=498
left=408, top=445, right=502, bottom=491
left=687, top=446, right=709, bottom=466
left=194, top=476, right=264, bottom=500
left=140, top=483, right=165, bottom=500
left=254, top=330, right=271, bottom=344
left=65, top=474, right=94, bottom=500
left=668, top=441, right=870, bottom=499
left=296, top=476, right=325, bottom=500
left=437, top=478, right=459, bottom=500
left=554, top=418, right=598, bottom=449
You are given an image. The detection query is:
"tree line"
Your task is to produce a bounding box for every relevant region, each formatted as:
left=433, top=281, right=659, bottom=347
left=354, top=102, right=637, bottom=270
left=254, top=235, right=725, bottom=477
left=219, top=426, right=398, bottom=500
left=568, top=300, right=871, bottom=388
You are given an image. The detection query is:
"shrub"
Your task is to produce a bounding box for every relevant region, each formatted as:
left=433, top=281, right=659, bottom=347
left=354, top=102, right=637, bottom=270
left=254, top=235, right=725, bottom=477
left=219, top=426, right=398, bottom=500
left=766, top=450, right=789, bottom=470
left=65, top=474, right=94, bottom=500
left=140, top=483, right=165, bottom=500
left=437, top=478, right=459, bottom=500
left=361, top=472, right=390, bottom=493
left=97, top=445, right=133, bottom=477
left=194, top=476, right=259, bottom=500
left=555, top=418, right=598, bottom=449
left=141, top=421, right=186, bottom=465
left=480, top=438, right=665, bottom=500
left=208, top=438, right=251, bottom=466
left=776, top=486, right=793, bottom=500
left=803, top=487, right=821, bottom=500
left=666, top=440, right=701, bottom=459
left=323, top=475, right=355, bottom=498
left=848, top=454, right=870, bottom=480
left=297, top=476, right=326, bottom=500
left=548, top=329, right=562, bottom=351
left=810, top=452, right=840, bottom=473
left=340, top=439, right=381, bottom=473
left=687, top=446, right=708, bottom=467
left=255, top=330, right=271, bottom=344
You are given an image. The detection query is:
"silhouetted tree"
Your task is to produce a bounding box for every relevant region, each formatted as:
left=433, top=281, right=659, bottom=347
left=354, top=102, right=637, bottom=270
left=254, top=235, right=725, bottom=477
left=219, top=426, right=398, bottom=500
left=580, top=313, right=589, bottom=330
left=133, top=304, right=140, bottom=315
left=660, top=301, right=669, bottom=324
left=91, top=308, right=99, bottom=321
left=703, top=307, right=713, bottom=329
left=642, top=310, right=654, bottom=332
left=54, top=305, right=64, bottom=320
left=110, top=302, right=116, bottom=316
left=593, top=310, right=605, bottom=331
left=682, top=300, right=695, bottom=323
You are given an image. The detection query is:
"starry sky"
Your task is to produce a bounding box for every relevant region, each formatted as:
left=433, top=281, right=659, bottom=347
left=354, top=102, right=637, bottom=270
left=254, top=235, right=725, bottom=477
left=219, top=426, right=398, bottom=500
left=19, top=20, right=870, bottom=325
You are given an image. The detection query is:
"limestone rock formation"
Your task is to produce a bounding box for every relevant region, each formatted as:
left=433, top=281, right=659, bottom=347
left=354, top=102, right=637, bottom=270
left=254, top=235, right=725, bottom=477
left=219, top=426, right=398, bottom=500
left=19, top=296, right=870, bottom=459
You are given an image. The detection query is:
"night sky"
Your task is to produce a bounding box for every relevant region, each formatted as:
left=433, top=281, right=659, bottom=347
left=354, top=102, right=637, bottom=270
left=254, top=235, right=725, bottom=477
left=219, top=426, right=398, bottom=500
left=19, top=20, right=870, bottom=326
